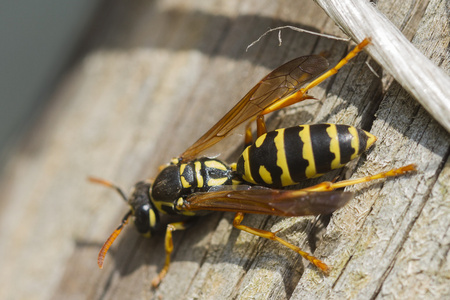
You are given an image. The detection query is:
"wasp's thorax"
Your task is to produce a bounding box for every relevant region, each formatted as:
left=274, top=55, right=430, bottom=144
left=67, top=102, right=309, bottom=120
left=150, top=158, right=234, bottom=216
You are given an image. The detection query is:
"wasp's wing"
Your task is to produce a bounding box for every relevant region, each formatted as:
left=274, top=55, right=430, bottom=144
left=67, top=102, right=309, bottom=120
left=179, top=55, right=329, bottom=162
left=179, top=187, right=353, bottom=217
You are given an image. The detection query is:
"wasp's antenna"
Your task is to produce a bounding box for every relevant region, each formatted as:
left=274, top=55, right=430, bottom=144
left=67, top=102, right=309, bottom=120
left=88, top=177, right=128, bottom=202
left=97, top=210, right=132, bottom=268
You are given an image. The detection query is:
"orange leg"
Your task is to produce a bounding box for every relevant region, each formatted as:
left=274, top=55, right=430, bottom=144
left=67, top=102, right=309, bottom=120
left=242, top=39, right=371, bottom=154
left=151, top=221, right=192, bottom=287
left=256, top=115, right=267, bottom=137
left=231, top=164, right=415, bottom=274
left=258, top=38, right=371, bottom=121
left=301, top=164, right=416, bottom=192
left=244, top=115, right=268, bottom=148
left=233, top=212, right=330, bottom=273
left=244, top=121, right=254, bottom=147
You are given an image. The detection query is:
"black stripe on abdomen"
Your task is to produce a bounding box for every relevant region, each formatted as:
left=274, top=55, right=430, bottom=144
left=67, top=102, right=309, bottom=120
left=337, top=125, right=354, bottom=164
left=248, top=130, right=283, bottom=187
left=310, top=124, right=335, bottom=174
left=284, top=126, right=309, bottom=183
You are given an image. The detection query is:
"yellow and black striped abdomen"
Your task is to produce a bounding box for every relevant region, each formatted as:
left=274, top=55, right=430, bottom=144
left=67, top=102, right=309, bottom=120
left=236, top=124, right=377, bottom=188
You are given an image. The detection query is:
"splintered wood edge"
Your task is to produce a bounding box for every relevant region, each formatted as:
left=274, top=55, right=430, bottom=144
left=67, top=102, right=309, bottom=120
left=314, top=0, right=450, bottom=133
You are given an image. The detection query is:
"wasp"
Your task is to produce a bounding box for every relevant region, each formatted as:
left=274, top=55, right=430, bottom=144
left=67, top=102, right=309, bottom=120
left=90, top=38, right=415, bottom=287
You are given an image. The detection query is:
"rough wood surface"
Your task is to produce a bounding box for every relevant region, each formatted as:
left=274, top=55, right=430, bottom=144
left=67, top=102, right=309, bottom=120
left=0, top=0, right=448, bottom=299
left=314, top=0, right=450, bottom=133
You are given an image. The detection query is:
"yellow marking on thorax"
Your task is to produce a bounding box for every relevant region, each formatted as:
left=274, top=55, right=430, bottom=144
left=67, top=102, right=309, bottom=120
left=241, top=148, right=256, bottom=184
left=204, top=160, right=227, bottom=171
left=274, top=128, right=293, bottom=186
left=194, top=161, right=204, bottom=188
left=299, top=126, right=316, bottom=178
left=180, top=176, right=191, bottom=188
left=326, top=124, right=342, bottom=169
left=179, top=163, right=187, bottom=174
left=207, top=177, right=229, bottom=187
left=348, top=126, right=359, bottom=160
left=258, top=165, right=273, bottom=185
left=152, top=200, right=163, bottom=212
left=179, top=163, right=191, bottom=188
left=152, top=200, right=172, bottom=215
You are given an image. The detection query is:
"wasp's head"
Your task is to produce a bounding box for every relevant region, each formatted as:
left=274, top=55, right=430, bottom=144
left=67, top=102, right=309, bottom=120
left=127, top=181, right=160, bottom=237
left=88, top=177, right=160, bottom=268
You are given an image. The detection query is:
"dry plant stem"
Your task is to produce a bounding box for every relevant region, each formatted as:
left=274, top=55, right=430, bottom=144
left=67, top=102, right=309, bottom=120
left=314, top=0, right=450, bottom=133
left=246, top=25, right=350, bottom=51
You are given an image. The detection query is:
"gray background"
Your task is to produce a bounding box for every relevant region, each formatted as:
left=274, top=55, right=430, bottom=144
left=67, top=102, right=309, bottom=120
left=0, top=0, right=102, bottom=160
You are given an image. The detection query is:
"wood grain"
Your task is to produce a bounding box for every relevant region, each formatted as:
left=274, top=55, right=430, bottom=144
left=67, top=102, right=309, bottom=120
left=314, top=0, right=450, bottom=133
left=0, top=0, right=448, bottom=299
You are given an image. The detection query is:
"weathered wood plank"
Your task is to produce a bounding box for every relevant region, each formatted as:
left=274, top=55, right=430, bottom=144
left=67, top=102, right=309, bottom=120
left=0, top=0, right=448, bottom=299
left=315, top=0, right=450, bottom=133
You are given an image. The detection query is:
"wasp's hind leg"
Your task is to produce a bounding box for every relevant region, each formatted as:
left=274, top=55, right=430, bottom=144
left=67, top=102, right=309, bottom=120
left=246, top=39, right=372, bottom=146
left=230, top=164, right=416, bottom=275
left=301, top=164, right=416, bottom=193
left=232, top=212, right=330, bottom=273
left=244, top=115, right=269, bottom=150
left=259, top=38, right=372, bottom=119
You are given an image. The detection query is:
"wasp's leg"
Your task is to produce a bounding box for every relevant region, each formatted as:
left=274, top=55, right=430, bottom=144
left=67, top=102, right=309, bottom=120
left=232, top=212, right=330, bottom=274
left=301, top=164, right=416, bottom=192
left=151, top=221, right=194, bottom=287
left=243, top=37, right=370, bottom=144
left=245, top=115, right=269, bottom=147
left=259, top=38, right=371, bottom=117
left=256, top=115, right=267, bottom=137
left=244, top=115, right=268, bottom=149
left=244, top=121, right=254, bottom=148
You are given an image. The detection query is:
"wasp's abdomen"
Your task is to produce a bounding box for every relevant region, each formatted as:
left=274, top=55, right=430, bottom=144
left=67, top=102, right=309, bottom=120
left=236, top=124, right=377, bottom=188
